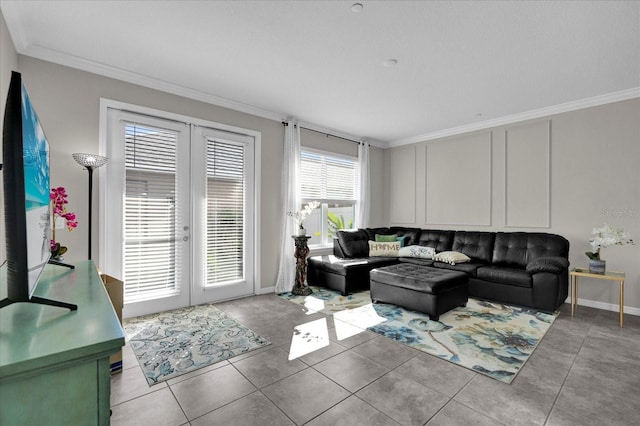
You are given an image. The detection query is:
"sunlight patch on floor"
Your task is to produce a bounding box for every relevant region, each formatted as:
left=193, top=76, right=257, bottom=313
left=301, top=295, right=326, bottom=314
left=288, top=317, right=329, bottom=360
left=332, top=303, right=387, bottom=340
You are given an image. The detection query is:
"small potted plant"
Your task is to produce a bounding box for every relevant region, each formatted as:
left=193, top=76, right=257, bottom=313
left=585, top=223, right=634, bottom=273
left=50, top=186, right=78, bottom=259
left=288, top=201, right=320, bottom=236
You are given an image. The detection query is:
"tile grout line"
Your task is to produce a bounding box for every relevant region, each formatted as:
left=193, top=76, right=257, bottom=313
left=166, top=382, right=191, bottom=425
left=443, top=374, right=510, bottom=426
left=114, top=296, right=639, bottom=425
left=541, top=319, right=591, bottom=426
left=256, top=388, right=301, bottom=426
left=421, top=373, right=480, bottom=426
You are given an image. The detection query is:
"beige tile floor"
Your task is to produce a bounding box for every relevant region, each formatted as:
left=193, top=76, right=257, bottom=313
left=110, top=294, right=640, bottom=426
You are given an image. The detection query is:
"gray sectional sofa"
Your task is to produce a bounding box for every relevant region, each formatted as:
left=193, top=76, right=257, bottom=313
left=307, top=227, right=570, bottom=312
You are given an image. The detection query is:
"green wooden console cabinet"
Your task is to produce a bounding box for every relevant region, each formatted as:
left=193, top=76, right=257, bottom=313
left=0, top=261, right=125, bottom=425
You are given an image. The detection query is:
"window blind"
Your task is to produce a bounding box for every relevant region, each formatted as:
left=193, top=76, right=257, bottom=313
left=206, top=139, right=245, bottom=286
left=124, top=123, right=181, bottom=302
left=300, top=150, right=358, bottom=203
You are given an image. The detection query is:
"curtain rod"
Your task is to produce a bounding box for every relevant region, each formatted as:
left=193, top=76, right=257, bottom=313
left=282, top=121, right=363, bottom=145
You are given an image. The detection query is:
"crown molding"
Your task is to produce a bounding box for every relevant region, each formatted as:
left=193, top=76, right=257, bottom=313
left=15, top=44, right=640, bottom=151
left=18, top=44, right=381, bottom=148
left=388, top=87, right=640, bottom=148
left=20, top=44, right=289, bottom=122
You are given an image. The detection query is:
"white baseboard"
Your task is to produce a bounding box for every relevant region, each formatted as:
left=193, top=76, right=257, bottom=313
left=564, top=296, right=640, bottom=316
left=257, top=285, right=276, bottom=295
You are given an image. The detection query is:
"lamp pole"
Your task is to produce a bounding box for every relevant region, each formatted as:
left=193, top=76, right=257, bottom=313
left=72, top=153, right=108, bottom=260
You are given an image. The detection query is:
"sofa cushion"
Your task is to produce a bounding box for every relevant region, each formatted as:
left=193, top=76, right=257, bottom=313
left=365, top=227, right=392, bottom=241
left=375, top=234, right=398, bottom=242
left=526, top=256, right=570, bottom=274
left=492, top=232, right=569, bottom=268
left=391, top=227, right=422, bottom=246
left=452, top=231, right=495, bottom=263
left=396, top=236, right=408, bottom=247
left=336, top=229, right=370, bottom=258
left=369, top=241, right=400, bottom=257
left=434, top=251, right=471, bottom=265
left=477, top=266, right=532, bottom=288
left=526, top=233, right=570, bottom=259
left=418, top=230, right=454, bottom=252
left=492, top=233, right=529, bottom=268
left=307, top=255, right=397, bottom=276
left=398, top=257, right=435, bottom=267
left=398, top=245, right=436, bottom=259
left=432, top=261, right=484, bottom=277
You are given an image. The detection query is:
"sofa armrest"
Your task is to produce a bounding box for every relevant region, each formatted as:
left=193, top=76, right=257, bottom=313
left=526, top=256, right=569, bottom=274
left=333, top=238, right=346, bottom=258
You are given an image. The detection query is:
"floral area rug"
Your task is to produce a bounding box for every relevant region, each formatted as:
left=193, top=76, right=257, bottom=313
left=280, top=286, right=557, bottom=384
left=279, top=286, right=372, bottom=314
left=124, top=304, right=270, bottom=385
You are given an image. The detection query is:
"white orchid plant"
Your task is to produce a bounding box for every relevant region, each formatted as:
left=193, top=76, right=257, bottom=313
left=288, top=201, right=320, bottom=229
left=585, top=223, right=634, bottom=260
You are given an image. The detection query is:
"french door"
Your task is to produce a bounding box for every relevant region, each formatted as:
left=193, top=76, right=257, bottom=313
left=191, top=126, right=255, bottom=305
left=103, top=107, right=256, bottom=318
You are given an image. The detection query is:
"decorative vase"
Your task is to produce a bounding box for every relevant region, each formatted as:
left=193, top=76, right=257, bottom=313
left=588, top=259, right=606, bottom=274
left=297, top=227, right=306, bottom=236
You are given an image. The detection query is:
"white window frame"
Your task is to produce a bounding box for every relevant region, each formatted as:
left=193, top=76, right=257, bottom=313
left=300, top=147, right=359, bottom=249
left=98, top=99, right=261, bottom=309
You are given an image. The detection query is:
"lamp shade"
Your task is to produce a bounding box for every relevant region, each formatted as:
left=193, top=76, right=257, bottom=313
left=72, top=153, right=108, bottom=168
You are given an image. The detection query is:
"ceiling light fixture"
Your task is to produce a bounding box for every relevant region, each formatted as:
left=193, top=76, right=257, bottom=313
left=383, top=59, right=398, bottom=67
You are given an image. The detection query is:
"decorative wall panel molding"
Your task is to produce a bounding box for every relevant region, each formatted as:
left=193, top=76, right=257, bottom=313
left=390, top=145, right=416, bottom=223
left=425, top=132, right=492, bottom=226
left=504, top=120, right=551, bottom=228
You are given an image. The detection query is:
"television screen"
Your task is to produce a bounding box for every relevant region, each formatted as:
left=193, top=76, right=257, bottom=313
left=1, top=71, right=76, bottom=310
left=21, top=81, right=51, bottom=297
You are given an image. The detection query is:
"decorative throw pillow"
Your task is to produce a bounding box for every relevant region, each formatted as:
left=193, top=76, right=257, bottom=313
left=396, top=236, right=407, bottom=247
left=368, top=240, right=400, bottom=257
left=398, top=245, right=436, bottom=259
left=434, top=251, right=471, bottom=265
left=375, top=234, right=397, bottom=243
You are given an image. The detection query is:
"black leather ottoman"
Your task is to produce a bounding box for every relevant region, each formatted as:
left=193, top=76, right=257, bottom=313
left=370, top=264, right=469, bottom=321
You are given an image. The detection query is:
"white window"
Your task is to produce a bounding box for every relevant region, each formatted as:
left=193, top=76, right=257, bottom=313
left=300, top=149, right=359, bottom=247
left=204, top=138, right=246, bottom=285
left=123, top=123, right=182, bottom=303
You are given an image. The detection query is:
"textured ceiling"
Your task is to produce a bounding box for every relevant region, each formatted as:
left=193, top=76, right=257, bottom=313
left=2, top=1, right=639, bottom=146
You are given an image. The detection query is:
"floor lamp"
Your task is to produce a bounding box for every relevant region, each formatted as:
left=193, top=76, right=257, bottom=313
left=72, top=153, right=108, bottom=260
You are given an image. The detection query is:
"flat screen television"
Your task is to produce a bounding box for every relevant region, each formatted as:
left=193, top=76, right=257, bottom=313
left=0, top=71, right=76, bottom=310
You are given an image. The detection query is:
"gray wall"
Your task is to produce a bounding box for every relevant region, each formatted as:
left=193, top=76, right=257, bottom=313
left=2, top=8, right=385, bottom=291
left=15, top=55, right=283, bottom=292
left=384, top=99, right=640, bottom=312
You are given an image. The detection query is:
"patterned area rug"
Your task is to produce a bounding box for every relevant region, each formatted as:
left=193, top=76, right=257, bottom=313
left=280, top=287, right=557, bottom=384
left=124, top=304, right=270, bottom=385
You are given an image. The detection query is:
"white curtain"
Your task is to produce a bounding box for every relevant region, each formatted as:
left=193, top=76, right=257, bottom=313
left=356, top=141, right=370, bottom=229
left=275, top=121, right=301, bottom=294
